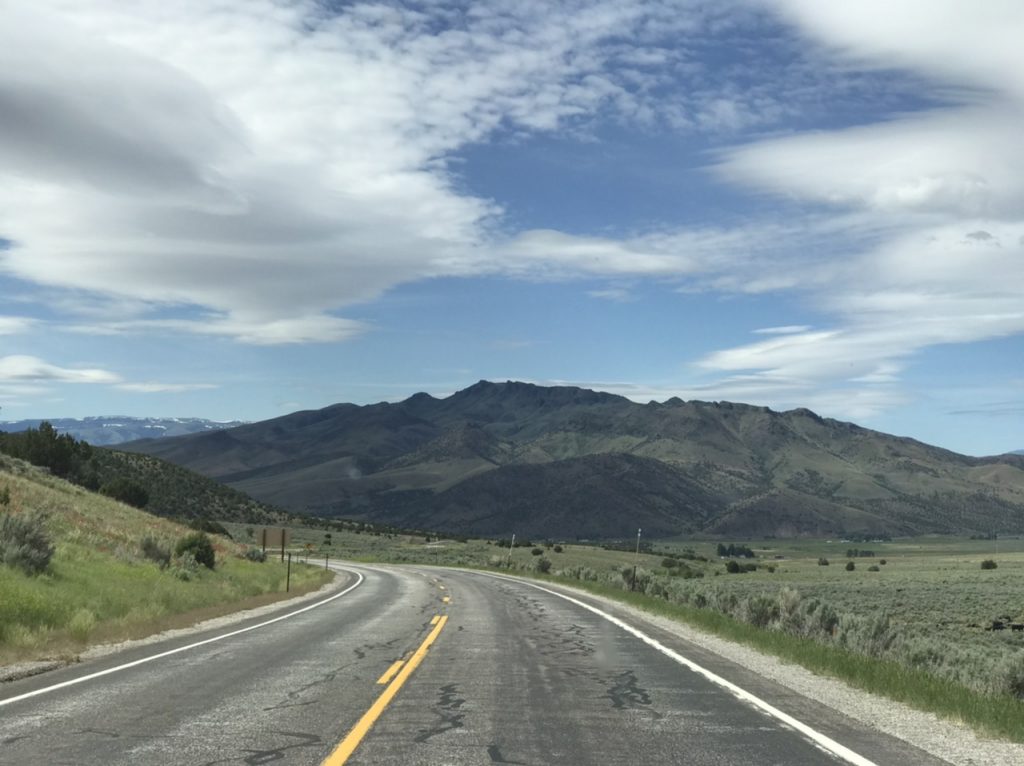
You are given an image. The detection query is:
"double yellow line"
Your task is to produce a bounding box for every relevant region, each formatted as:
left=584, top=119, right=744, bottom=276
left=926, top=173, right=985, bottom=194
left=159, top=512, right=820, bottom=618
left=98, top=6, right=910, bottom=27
left=321, top=615, right=449, bottom=765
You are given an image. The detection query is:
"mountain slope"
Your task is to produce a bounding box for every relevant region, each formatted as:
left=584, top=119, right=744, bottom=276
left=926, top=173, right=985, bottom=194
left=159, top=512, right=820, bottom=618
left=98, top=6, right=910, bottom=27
left=124, top=381, right=1024, bottom=538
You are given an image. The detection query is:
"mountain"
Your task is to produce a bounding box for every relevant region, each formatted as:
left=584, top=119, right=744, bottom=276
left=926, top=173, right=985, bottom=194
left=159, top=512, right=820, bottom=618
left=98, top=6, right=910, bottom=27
left=0, top=417, right=246, bottom=446
left=122, top=381, right=1024, bottom=539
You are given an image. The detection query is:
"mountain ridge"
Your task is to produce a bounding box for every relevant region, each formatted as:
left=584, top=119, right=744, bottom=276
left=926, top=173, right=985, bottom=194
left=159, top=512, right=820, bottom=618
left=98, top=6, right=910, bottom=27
left=122, top=381, right=1024, bottom=539
left=0, top=416, right=246, bottom=446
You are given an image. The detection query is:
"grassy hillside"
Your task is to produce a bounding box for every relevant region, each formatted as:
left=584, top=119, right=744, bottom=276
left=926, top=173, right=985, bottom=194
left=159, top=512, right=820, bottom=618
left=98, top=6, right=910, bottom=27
left=0, top=456, right=329, bottom=665
left=88, top=448, right=289, bottom=525
left=125, top=381, right=1024, bottom=539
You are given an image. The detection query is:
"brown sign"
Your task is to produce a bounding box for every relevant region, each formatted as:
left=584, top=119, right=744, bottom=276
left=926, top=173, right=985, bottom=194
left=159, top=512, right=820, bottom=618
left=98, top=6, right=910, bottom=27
left=260, top=528, right=290, bottom=549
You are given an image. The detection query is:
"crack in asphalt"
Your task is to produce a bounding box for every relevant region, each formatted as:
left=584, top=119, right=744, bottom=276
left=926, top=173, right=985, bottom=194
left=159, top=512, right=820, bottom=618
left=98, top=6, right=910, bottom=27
left=604, top=669, right=652, bottom=710
left=487, top=743, right=531, bottom=764
left=414, top=683, right=466, bottom=743
left=199, top=730, right=322, bottom=765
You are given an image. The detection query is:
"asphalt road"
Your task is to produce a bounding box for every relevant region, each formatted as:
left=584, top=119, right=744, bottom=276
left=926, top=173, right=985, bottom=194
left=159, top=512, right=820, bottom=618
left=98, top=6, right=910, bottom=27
left=0, top=565, right=950, bottom=766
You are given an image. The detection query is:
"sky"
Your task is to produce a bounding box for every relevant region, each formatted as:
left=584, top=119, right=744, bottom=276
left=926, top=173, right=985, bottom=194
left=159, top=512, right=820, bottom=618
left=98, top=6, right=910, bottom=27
left=0, top=0, right=1022, bottom=456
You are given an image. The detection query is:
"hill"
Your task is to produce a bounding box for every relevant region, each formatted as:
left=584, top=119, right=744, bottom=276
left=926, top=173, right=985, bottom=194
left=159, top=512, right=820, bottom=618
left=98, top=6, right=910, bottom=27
left=0, top=423, right=288, bottom=527
left=0, top=455, right=325, bottom=663
left=0, top=417, right=245, bottom=446
left=123, top=381, right=1024, bottom=539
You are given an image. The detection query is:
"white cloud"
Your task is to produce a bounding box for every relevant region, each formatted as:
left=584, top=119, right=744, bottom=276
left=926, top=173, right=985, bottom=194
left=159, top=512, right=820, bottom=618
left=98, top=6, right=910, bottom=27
left=0, top=0, right=745, bottom=345
left=0, top=355, right=120, bottom=384
left=116, top=382, right=218, bottom=393
left=588, top=287, right=636, bottom=302
left=753, top=325, right=811, bottom=335
left=0, top=316, right=36, bottom=335
left=0, top=0, right=895, bottom=346
left=685, top=1, right=1024, bottom=413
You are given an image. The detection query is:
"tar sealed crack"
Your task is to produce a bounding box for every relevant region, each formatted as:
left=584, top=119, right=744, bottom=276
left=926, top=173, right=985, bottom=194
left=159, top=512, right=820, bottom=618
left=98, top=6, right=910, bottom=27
left=604, top=669, right=652, bottom=710
left=414, top=683, right=466, bottom=742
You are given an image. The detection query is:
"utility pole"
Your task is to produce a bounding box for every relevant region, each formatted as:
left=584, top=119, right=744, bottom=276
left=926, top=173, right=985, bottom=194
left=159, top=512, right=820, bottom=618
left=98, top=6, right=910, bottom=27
left=630, top=527, right=642, bottom=591
left=506, top=533, right=516, bottom=568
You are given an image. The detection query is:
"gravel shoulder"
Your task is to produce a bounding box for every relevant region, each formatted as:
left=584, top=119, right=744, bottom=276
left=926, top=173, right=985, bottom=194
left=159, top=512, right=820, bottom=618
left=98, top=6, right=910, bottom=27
left=550, top=578, right=1024, bottom=766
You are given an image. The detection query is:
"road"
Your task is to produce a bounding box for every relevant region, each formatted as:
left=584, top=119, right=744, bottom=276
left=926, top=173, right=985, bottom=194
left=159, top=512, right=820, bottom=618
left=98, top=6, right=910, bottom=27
left=0, top=565, right=949, bottom=765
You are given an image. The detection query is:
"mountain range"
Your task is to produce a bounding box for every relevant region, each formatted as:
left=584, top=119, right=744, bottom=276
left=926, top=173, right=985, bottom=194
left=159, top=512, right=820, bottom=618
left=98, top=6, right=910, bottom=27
left=0, top=417, right=245, bottom=446
left=122, top=381, right=1024, bottom=539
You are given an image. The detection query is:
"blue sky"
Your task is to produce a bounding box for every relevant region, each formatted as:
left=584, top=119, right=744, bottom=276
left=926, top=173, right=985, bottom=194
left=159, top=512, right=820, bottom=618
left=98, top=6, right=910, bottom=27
left=1, top=1, right=1022, bottom=456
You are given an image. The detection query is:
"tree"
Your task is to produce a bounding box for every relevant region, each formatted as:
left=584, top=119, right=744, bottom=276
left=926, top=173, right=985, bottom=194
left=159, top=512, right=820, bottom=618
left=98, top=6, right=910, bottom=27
left=100, top=478, right=150, bottom=509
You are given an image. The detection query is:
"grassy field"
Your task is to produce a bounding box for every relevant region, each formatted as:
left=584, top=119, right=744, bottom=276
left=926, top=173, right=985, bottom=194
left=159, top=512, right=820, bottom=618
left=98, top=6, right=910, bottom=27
left=227, top=519, right=1024, bottom=739
left=0, top=458, right=331, bottom=664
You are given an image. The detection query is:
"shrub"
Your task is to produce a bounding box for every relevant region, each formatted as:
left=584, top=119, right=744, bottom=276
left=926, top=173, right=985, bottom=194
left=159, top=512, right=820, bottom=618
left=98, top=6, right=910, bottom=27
left=725, top=559, right=741, bottom=574
left=879, top=559, right=887, bottom=565
left=189, top=518, right=232, bottom=538
left=170, top=551, right=200, bottom=580
left=867, top=564, right=880, bottom=572
left=0, top=512, right=54, bottom=575
left=741, top=594, right=779, bottom=628
left=981, top=559, right=998, bottom=570
left=535, top=557, right=552, bottom=574
left=818, top=557, right=829, bottom=566
left=99, top=478, right=149, bottom=509
left=140, top=536, right=171, bottom=569
left=0, top=485, right=9, bottom=507
left=244, top=548, right=267, bottom=563
left=553, top=544, right=563, bottom=553
left=845, top=561, right=855, bottom=571
left=175, top=532, right=215, bottom=570
left=68, top=608, right=97, bottom=642
left=531, top=547, right=544, bottom=556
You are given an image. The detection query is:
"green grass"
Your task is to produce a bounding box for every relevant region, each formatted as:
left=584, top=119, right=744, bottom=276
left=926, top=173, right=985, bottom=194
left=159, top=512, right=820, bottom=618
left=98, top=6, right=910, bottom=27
left=0, top=460, right=330, bottom=662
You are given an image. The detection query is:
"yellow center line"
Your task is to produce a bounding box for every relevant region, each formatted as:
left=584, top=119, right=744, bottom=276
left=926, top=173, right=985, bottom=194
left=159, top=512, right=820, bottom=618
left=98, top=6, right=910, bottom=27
left=321, top=615, right=449, bottom=766
left=430, top=615, right=440, bottom=626
left=375, top=660, right=405, bottom=685
left=442, top=595, right=450, bottom=603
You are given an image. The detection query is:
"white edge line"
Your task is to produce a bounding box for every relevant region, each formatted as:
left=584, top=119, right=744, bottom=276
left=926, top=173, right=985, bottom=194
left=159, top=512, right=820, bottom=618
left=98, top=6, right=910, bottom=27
left=0, top=569, right=364, bottom=709
left=474, top=570, right=878, bottom=766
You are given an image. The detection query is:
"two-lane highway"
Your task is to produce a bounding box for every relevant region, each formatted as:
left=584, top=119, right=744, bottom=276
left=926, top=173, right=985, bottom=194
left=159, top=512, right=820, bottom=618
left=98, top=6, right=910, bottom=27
left=0, top=565, right=949, bottom=765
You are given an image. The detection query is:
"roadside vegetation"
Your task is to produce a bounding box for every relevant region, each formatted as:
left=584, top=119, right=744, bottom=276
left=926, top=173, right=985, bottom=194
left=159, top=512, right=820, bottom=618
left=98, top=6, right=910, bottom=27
left=240, top=519, right=1024, bottom=741
left=0, top=457, right=330, bottom=664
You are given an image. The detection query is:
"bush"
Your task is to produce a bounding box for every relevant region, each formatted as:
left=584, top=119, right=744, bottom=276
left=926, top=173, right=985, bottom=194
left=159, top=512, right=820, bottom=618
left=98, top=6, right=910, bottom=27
left=175, top=532, right=216, bottom=570
left=140, top=536, right=171, bottom=569
left=879, top=559, right=887, bottom=565
left=0, top=485, right=9, bottom=507
left=0, top=512, right=54, bottom=575
left=553, top=544, right=563, bottom=553
left=189, top=518, right=232, bottom=538
left=867, top=564, right=880, bottom=572
left=981, top=559, right=998, bottom=570
left=818, top=557, right=830, bottom=566
left=531, top=547, right=544, bottom=556
left=244, top=548, right=267, bottom=563
left=68, top=608, right=97, bottom=642
left=845, top=561, right=856, bottom=571
left=99, top=478, right=149, bottom=509
left=535, top=557, right=552, bottom=574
